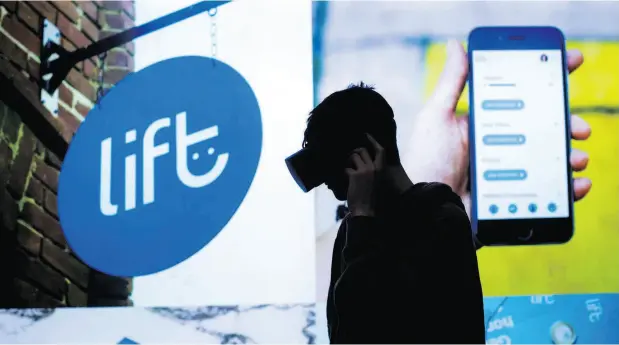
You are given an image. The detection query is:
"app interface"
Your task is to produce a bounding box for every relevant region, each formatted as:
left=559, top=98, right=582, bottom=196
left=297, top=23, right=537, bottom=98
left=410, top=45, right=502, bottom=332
left=472, top=50, right=570, bottom=220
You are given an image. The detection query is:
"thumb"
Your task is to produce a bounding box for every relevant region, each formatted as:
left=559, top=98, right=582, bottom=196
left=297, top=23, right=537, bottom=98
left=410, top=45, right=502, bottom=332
left=457, top=115, right=469, bottom=150
left=427, top=39, right=469, bottom=115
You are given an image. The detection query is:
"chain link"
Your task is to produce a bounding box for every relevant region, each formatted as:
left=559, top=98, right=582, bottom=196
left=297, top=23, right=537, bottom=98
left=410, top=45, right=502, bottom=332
left=209, top=8, right=218, bottom=63
left=96, top=52, right=107, bottom=107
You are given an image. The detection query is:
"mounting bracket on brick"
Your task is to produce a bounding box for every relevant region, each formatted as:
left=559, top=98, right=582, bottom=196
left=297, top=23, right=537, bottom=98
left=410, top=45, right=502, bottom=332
left=40, top=19, right=61, bottom=117
left=39, top=0, right=230, bottom=99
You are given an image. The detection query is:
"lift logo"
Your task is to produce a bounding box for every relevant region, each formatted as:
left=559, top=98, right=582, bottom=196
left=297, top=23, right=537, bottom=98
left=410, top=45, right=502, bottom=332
left=58, top=56, right=262, bottom=277
left=99, top=113, right=229, bottom=216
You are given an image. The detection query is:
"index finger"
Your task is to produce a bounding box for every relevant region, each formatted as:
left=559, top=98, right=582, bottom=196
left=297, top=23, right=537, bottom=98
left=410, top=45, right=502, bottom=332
left=366, top=134, right=384, bottom=163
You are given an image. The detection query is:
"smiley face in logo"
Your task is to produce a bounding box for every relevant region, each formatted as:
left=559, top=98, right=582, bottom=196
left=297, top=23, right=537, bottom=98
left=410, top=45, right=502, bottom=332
left=59, top=56, right=263, bottom=277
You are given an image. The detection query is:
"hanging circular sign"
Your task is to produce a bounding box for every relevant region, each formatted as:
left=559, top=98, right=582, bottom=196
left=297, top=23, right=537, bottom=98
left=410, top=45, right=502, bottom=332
left=58, top=56, right=262, bottom=277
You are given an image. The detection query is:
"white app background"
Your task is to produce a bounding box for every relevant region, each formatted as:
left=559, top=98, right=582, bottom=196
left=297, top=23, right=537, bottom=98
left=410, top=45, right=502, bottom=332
left=473, top=50, right=570, bottom=220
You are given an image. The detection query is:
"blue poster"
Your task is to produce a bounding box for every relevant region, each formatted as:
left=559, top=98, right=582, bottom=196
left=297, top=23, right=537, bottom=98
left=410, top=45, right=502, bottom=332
left=58, top=56, right=262, bottom=277
left=484, top=293, right=619, bottom=344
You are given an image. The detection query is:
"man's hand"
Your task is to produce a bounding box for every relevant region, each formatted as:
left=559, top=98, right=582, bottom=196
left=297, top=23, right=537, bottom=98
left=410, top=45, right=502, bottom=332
left=403, top=40, right=592, bottom=216
left=346, top=134, right=385, bottom=218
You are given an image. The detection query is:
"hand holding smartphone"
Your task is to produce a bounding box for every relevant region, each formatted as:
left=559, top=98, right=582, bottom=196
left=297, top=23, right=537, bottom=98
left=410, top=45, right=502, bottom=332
left=467, top=26, right=574, bottom=246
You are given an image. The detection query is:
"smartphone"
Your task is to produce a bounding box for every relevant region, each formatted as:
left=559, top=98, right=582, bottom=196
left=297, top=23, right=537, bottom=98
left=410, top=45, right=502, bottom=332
left=468, top=26, right=574, bottom=246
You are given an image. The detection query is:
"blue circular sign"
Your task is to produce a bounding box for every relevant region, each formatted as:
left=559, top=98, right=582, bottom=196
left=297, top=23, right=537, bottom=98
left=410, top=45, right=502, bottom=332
left=58, top=56, right=262, bottom=277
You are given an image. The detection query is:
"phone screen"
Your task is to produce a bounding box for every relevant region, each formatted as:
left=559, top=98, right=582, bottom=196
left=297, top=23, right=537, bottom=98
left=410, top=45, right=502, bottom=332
left=472, top=50, right=570, bottom=221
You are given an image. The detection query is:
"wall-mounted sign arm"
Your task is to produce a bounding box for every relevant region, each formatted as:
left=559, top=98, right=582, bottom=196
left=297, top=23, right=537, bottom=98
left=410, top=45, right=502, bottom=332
left=39, top=0, right=230, bottom=96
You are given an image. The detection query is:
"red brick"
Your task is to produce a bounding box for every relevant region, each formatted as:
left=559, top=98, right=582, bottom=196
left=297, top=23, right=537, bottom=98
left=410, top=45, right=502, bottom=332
left=14, top=249, right=67, bottom=299
left=59, top=83, right=73, bottom=106
left=16, top=222, right=43, bottom=255
left=57, top=14, right=91, bottom=48
left=51, top=1, right=79, bottom=23
left=61, top=36, right=75, bottom=51
left=2, top=15, right=40, bottom=55
left=100, top=30, right=134, bottom=55
left=0, top=138, right=11, bottom=170
left=88, top=56, right=100, bottom=76
left=0, top=1, right=17, bottom=13
left=124, top=4, right=135, bottom=19
left=7, top=126, right=36, bottom=200
left=44, top=150, right=63, bottom=170
left=103, top=10, right=132, bottom=30
left=41, top=240, right=89, bottom=288
left=83, top=57, right=97, bottom=79
left=17, top=2, right=40, bottom=34
left=26, top=57, right=39, bottom=80
left=26, top=177, right=45, bottom=205
left=78, top=1, right=98, bottom=22
left=67, top=283, right=88, bottom=307
left=75, top=102, right=92, bottom=118
left=1, top=93, right=23, bottom=143
left=60, top=127, right=74, bottom=144
left=33, top=162, right=59, bottom=193
left=0, top=31, right=28, bottom=69
left=35, top=140, right=45, bottom=155
left=58, top=105, right=81, bottom=134
left=29, top=2, right=57, bottom=24
left=81, top=15, right=99, bottom=41
left=21, top=202, right=65, bottom=246
left=44, top=189, right=58, bottom=218
left=102, top=1, right=134, bottom=19
left=126, top=41, right=134, bottom=56
left=103, top=68, right=131, bottom=85
left=106, top=49, right=133, bottom=70
left=66, top=68, right=96, bottom=102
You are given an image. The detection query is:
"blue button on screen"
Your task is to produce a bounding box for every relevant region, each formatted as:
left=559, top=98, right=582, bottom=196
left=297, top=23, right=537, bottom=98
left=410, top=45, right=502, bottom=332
left=548, top=202, right=557, bottom=213
left=482, top=99, right=525, bottom=111
left=489, top=204, right=499, bottom=214
left=483, top=134, right=526, bottom=146
left=484, top=169, right=528, bottom=181
left=508, top=204, right=518, bottom=214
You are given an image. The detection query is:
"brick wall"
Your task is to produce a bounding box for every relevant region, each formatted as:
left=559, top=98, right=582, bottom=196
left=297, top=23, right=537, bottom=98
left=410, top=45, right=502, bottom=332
left=0, top=1, right=135, bottom=308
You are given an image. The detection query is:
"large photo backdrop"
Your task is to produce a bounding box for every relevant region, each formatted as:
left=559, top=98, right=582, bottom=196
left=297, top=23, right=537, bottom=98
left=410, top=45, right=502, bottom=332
left=0, top=0, right=617, bottom=344
left=313, top=1, right=619, bottom=344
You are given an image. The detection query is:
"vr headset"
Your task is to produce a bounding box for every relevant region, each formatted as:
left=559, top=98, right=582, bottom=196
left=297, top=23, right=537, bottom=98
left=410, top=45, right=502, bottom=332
left=285, top=147, right=325, bottom=193
left=285, top=135, right=375, bottom=193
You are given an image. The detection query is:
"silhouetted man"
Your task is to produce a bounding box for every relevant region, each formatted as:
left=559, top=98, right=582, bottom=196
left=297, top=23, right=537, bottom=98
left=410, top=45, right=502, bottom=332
left=295, top=83, right=485, bottom=343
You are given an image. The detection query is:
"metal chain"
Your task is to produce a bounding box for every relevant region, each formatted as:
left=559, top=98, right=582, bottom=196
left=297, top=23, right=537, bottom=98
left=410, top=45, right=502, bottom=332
left=96, top=52, right=107, bottom=107
left=209, top=8, right=218, bottom=64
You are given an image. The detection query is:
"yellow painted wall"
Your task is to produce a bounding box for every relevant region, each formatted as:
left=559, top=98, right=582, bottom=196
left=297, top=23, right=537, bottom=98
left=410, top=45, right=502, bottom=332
left=423, top=41, right=619, bottom=296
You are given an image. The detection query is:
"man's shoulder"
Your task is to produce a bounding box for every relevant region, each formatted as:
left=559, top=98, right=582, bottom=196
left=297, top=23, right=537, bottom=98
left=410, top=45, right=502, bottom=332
left=400, top=182, right=465, bottom=212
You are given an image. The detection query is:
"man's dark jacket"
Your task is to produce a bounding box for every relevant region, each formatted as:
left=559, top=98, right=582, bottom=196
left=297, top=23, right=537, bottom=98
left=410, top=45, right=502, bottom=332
left=327, top=182, right=486, bottom=344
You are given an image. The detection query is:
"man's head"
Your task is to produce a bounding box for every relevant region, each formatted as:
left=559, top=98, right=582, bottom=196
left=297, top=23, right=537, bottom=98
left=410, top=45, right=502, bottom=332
left=302, top=82, right=400, bottom=200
